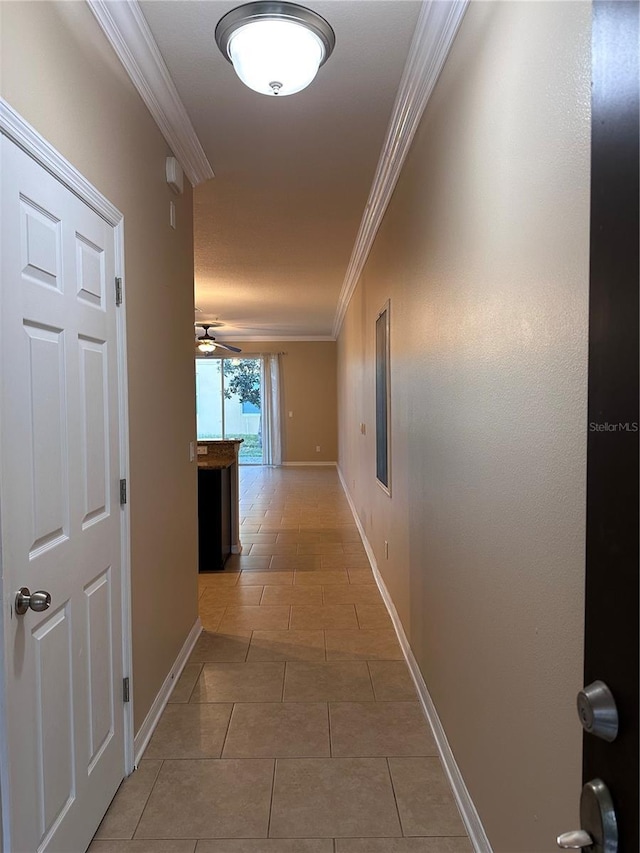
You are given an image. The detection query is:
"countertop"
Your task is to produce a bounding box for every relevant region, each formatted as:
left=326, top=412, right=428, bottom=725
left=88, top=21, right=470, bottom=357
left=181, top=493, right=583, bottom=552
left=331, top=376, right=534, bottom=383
left=197, top=439, right=243, bottom=469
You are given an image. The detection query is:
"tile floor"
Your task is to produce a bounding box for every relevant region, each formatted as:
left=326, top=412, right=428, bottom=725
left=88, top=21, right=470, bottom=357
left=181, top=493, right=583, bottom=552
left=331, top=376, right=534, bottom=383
left=90, top=466, right=471, bottom=853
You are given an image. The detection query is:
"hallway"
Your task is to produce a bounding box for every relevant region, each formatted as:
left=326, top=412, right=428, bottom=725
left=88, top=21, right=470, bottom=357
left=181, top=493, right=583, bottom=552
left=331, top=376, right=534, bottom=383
left=89, top=466, right=471, bottom=851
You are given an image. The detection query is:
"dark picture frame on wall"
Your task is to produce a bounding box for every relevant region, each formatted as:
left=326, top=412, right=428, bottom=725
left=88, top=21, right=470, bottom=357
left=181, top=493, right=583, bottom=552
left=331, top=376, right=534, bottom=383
left=375, top=300, right=391, bottom=494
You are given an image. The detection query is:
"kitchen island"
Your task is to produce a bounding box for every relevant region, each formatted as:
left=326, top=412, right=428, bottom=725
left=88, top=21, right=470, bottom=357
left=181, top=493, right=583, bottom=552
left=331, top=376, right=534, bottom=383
left=197, top=439, right=243, bottom=571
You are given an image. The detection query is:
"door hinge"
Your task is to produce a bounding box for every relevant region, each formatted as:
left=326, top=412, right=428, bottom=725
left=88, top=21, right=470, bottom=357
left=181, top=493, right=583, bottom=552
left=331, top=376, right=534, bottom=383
left=119, top=478, right=127, bottom=505
left=115, top=276, right=123, bottom=306
left=123, top=677, right=130, bottom=703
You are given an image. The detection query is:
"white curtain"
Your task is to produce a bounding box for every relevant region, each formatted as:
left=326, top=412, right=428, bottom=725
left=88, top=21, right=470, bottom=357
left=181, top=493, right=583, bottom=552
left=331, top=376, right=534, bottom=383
left=261, top=353, right=282, bottom=466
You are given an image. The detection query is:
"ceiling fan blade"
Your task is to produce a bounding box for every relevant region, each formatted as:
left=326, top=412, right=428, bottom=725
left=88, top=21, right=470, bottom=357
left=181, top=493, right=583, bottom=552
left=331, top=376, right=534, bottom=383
left=214, top=342, right=242, bottom=353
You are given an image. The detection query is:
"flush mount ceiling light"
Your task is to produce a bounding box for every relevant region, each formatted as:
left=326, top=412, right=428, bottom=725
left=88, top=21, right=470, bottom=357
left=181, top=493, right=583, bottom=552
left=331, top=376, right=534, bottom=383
left=215, top=1, right=335, bottom=97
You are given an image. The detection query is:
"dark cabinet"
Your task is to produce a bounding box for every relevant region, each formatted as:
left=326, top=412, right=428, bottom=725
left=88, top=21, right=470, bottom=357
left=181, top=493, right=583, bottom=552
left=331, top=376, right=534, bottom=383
left=198, top=465, right=232, bottom=572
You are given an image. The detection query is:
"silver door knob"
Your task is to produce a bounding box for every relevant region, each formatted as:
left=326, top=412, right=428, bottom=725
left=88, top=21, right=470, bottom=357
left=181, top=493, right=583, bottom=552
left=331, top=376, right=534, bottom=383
left=15, top=587, right=52, bottom=615
left=557, top=830, right=593, bottom=849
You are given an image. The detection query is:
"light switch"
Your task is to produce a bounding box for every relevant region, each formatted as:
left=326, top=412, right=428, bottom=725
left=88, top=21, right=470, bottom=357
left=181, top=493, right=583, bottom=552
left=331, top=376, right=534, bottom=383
left=316, top=445, right=321, bottom=452
left=288, top=411, right=293, bottom=418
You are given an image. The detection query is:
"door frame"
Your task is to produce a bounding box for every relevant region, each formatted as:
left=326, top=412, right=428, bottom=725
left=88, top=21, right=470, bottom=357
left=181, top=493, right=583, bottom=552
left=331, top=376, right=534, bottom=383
left=0, top=99, right=134, bottom=846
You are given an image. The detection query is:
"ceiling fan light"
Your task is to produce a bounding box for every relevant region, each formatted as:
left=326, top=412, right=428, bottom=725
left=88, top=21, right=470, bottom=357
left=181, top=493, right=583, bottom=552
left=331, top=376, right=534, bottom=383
left=198, top=340, right=216, bottom=353
left=216, top=2, right=335, bottom=97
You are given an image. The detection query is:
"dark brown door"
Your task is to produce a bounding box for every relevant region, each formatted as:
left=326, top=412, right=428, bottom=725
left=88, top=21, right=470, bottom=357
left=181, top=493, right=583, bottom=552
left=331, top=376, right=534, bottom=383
left=584, top=1, right=639, bottom=849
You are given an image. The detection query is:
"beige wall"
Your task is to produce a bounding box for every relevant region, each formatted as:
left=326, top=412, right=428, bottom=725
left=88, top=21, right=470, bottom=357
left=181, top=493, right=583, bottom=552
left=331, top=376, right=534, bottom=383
left=337, top=2, right=591, bottom=851
left=225, top=342, right=338, bottom=463
left=1, top=1, right=198, bottom=731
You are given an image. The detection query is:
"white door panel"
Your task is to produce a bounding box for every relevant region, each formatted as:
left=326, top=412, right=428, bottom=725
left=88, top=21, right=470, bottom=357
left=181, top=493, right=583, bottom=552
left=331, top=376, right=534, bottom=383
left=1, top=137, right=125, bottom=853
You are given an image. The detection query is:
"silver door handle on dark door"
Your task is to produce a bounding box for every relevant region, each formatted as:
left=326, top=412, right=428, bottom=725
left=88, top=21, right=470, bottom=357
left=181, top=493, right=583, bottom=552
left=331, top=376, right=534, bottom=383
left=557, top=779, right=618, bottom=853
left=557, top=830, right=593, bottom=849
left=14, top=587, right=52, bottom=615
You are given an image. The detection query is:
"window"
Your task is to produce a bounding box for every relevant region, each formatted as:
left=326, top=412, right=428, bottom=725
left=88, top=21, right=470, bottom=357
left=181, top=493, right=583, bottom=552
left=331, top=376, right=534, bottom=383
left=375, top=301, right=391, bottom=493
left=195, top=357, right=263, bottom=464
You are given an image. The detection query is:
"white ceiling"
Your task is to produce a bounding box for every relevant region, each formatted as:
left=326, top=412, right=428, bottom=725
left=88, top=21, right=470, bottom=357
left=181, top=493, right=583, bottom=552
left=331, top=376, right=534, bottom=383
left=139, top=0, right=421, bottom=338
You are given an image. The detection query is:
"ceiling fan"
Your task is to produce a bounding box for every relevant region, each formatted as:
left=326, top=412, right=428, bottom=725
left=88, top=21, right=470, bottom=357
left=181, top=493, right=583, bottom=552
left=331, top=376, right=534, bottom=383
left=195, top=324, right=242, bottom=355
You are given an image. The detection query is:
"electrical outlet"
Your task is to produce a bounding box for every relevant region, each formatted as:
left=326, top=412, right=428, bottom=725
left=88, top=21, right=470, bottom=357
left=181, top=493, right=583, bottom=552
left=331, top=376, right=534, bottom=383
left=315, top=445, right=321, bottom=452
left=360, top=423, right=366, bottom=435
left=169, top=200, right=176, bottom=229
left=197, top=445, right=208, bottom=456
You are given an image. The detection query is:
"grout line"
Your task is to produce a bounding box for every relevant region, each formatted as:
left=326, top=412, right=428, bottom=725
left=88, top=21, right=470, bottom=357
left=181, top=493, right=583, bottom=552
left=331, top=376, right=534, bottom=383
left=185, top=663, right=204, bottom=704
left=386, top=756, right=405, bottom=837
left=327, top=701, right=333, bottom=757
left=266, top=758, right=278, bottom=838
left=219, top=702, right=235, bottom=758
left=129, top=757, right=164, bottom=840
left=366, top=660, right=377, bottom=699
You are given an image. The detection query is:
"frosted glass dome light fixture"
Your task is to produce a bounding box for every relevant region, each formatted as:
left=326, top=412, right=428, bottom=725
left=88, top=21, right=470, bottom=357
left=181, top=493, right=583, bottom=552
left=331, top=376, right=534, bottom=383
left=215, top=2, right=335, bottom=97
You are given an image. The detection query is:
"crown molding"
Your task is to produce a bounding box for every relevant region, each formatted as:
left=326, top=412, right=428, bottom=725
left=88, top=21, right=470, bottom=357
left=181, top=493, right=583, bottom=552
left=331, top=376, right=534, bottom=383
left=332, top=0, right=469, bottom=338
left=86, top=0, right=214, bottom=186
left=0, top=99, right=123, bottom=226
left=213, top=335, right=336, bottom=342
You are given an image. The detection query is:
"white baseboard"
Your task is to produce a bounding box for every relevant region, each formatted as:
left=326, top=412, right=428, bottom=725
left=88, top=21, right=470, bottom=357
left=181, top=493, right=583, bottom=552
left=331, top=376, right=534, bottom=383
left=133, top=617, right=202, bottom=765
left=281, top=461, right=337, bottom=467
left=336, top=466, right=492, bottom=853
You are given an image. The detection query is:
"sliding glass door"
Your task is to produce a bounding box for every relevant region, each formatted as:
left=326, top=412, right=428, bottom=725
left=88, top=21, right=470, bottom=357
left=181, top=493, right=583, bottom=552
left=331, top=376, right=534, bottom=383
left=195, top=357, right=263, bottom=464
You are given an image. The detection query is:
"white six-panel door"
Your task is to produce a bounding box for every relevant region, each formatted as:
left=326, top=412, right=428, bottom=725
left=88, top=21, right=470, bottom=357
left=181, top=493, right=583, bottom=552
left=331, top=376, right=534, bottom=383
left=0, top=137, right=125, bottom=853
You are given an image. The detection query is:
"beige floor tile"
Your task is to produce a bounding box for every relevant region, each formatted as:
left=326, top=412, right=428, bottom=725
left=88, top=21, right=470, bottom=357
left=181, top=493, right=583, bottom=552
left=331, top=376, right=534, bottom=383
left=347, top=569, right=377, bottom=585
left=336, top=840, right=472, bottom=853
left=198, top=572, right=240, bottom=587
left=269, top=757, right=401, bottom=838
left=343, top=543, right=367, bottom=554
left=389, top=757, right=467, bottom=836
left=275, top=532, right=320, bottom=543
left=295, top=570, right=349, bottom=586
left=248, top=630, right=326, bottom=662
left=201, top=585, right=264, bottom=606
left=241, top=533, right=279, bottom=545
left=355, top=604, right=392, bottom=629
left=199, top=605, right=227, bottom=631
left=329, top=702, right=437, bottom=757
left=135, top=759, right=274, bottom=839
left=260, top=585, right=322, bottom=606
left=218, top=605, right=290, bottom=632
left=94, top=760, right=162, bottom=839
left=238, top=571, right=294, bottom=585
left=145, top=703, right=233, bottom=759
left=284, top=662, right=374, bottom=701
left=168, top=663, right=203, bottom=703
left=297, top=542, right=345, bottom=555
left=226, top=555, right=272, bottom=571
left=258, top=523, right=300, bottom=532
left=191, top=662, right=285, bottom=702
left=335, top=528, right=363, bottom=542
left=323, top=585, right=383, bottom=605
left=269, top=555, right=323, bottom=570
left=323, top=555, right=371, bottom=570
left=368, top=661, right=417, bottom=701
left=90, top=842, right=196, bottom=853
left=188, top=631, right=251, bottom=664
left=196, top=841, right=332, bottom=853
left=325, top=630, right=403, bottom=661
left=290, top=604, right=358, bottom=630
left=250, top=543, right=299, bottom=556
left=223, top=702, right=330, bottom=758
left=240, top=523, right=261, bottom=534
